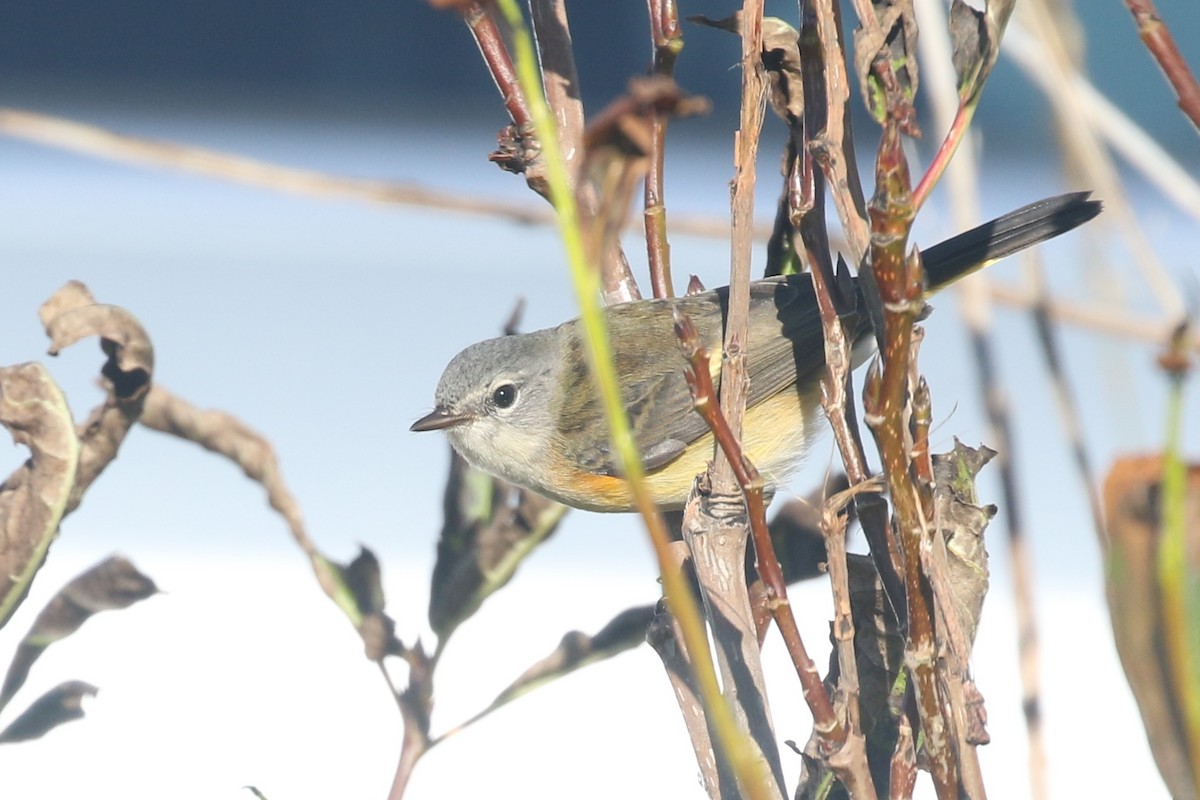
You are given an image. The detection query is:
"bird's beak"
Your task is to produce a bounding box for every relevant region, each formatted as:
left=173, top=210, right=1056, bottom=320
left=410, top=406, right=472, bottom=432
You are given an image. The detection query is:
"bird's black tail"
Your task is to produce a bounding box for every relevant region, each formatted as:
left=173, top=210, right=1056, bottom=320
left=922, top=191, right=1102, bottom=294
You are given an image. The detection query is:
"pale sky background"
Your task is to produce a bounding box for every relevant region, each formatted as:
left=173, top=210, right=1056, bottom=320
left=0, top=2, right=1198, bottom=798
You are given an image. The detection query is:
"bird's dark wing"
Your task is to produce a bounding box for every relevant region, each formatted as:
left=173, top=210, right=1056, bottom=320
left=557, top=276, right=848, bottom=477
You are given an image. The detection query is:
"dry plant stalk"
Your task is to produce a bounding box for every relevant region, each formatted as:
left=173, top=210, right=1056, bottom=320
left=913, top=1, right=1044, bottom=794
left=461, top=0, right=641, bottom=303
left=0, top=105, right=1179, bottom=349
left=644, top=0, right=683, bottom=298
left=675, top=309, right=865, bottom=796
left=861, top=123, right=963, bottom=800
left=795, top=0, right=907, bottom=632
left=1122, top=0, right=1200, bottom=131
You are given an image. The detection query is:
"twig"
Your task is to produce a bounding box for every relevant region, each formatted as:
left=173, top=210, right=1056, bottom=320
left=679, top=495, right=785, bottom=797
left=913, top=1, right=1045, bottom=794
left=463, top=4, right=534, bottom=133
left=0, top=106, right=553, bottom=214
left=713, top=0, right=767, bottom=494
left=861, top=123, right=959, bottom=799
left=1027, top=259, right=1107, bottom=541
left=912, top=0, right=1017, bottom=210
left=529, top=0, right=585, bottom=164
left=0, top=104, right=817, bottom=246
left=889, top=717, right=917, bottom=799
left=528, top=0, right=641, bottom=303
left=798, top=0, right=907, bottom=627
left=646, top=534, right=731, bottom=798
left=674, top=311, right=872, bottom=797
left=575, top=78, right=706, bottom=310
left=644, top=0, right=683, bottom=299
left=491, top=3, right=773, bottom=797
left=10, top=103, right=1197, bottom=331
left=1122, top=0, right=1200, bottom=131
left=804, top=0, right=870, bottom=261
left=387, top=644, right=434, bottom=800
left=821, top=482, right=884, bottom=796
left=671, top=2, right=788, bottom=793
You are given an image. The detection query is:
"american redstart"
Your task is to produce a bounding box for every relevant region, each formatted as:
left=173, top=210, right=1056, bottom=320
left=412, top=192, right=1100, bottom=512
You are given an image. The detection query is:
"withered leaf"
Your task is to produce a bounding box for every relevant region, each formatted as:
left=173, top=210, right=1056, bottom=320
left=428, top=448, right=567, bottom=643
left=483, top=604, right=654, bottom=713
left=1103, top=454, right=1199, bottom=800
left=949, top=1, right=987, bottom=93
left=689, top=14, right=804, bottom=125
left=39, top=281, right=153, bottom=402
left=577, top=76, right=708, bottom=276
left=852, top=1, right=920, bottom=134
left=0, top=680, right=97, bottom=744
left=138, top=387, right=376, bottom=662
left=948, top=0, right=1016, bottom=103
left=38, top=281, right=155, bottom=518
left=932, top=439, right=995, bottom=646
left=0, top=363, right=79, bottom=631
left=0, top=554, right=157, bottom=711
left=329, top=546, right=402, bottom=663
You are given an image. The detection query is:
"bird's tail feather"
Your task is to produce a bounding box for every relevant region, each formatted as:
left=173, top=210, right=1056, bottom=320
left=921, top=191, right=1102, bottom=294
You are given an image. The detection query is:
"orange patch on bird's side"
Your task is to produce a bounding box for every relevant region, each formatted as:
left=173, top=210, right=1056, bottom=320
left=554, top=384, right=820, bottom=513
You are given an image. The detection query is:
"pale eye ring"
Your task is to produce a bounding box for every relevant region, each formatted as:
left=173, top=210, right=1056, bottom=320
left=491, top=383, right=518, bottom=409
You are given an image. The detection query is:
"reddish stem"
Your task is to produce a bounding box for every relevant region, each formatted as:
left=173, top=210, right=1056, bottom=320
left=1124, top=0, right=1200, bottom=131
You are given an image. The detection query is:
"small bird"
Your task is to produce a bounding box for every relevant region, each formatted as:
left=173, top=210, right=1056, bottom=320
left=412, top=193, right=1101, bottom=512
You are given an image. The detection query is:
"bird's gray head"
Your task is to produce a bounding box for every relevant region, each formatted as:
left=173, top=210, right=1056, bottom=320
left=411, top=329, right=561, bottom=490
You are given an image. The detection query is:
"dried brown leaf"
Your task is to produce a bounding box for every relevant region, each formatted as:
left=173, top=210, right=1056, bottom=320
left=428, top=448, right=566, bottom=642
left=852, top=0, right=920, bottom=133
left=331, top=547, right=402, bottom=662
left=485, top=604, right=654, bottom=710
left=0, top=680, right=97, bottom=744
left=38, top=281, right=154, bottom=517
left=0, top=363, right=79, bottom=630
left=1104, top=454, right=1199, bottom=800
left=691, top=14, right=804, bottom=125
left=948, top=0, right=988, bottom=92
left=577, top=75, right=708, bottom=281
left=931, top=440, right=995, bottom=645
left=40, top=283, right=153, bottom=382
left=948, top=0, right=1015, bottom=103
left=0, top=555, right=157, bottom=711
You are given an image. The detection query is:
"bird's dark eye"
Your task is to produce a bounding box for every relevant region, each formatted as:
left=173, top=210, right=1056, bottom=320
left=492, top=383, right=518, bottom=409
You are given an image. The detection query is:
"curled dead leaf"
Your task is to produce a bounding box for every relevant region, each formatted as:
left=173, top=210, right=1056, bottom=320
left=40, top=281, right=153, bottom=400
left=36, top=282, right=156, bottom=517
left=0, top=363, right=79, bottom=630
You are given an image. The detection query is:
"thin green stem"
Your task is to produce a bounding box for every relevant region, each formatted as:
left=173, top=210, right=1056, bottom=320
left=1156, top=367, right=1200, bottom=785
left=491, top=3, right=773, bottom=797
